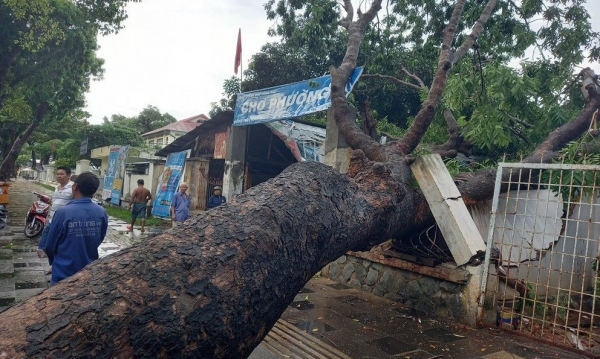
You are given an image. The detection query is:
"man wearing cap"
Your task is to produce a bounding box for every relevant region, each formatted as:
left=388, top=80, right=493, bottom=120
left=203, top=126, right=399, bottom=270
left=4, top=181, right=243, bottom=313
left=127, top=179, right=152, bottom=233
left=171, top=182, right=190, bottom=227
left=207, top=185, right=226, bottom=209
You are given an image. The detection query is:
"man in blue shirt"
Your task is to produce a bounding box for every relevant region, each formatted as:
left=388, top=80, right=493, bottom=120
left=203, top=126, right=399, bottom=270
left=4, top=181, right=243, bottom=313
left=46, top=172, right=108, bottom=285
left=170, top=182, right=190, bottom=227
left=207, top=185, right=226, bottom=209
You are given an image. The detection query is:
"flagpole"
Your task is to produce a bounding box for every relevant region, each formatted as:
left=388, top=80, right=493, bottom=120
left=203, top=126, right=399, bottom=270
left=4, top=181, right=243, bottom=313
left=239, top=30, right=243, bottom=93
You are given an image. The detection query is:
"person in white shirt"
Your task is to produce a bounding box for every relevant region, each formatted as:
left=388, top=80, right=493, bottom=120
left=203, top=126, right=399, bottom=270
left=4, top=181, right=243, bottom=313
left=38, top=166, right=73, bottom=257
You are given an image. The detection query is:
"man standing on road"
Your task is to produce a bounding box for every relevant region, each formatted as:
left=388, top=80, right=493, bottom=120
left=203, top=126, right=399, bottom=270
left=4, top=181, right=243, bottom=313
left=170, top=182, right=190, bottom=227
left=38, top=166, right=73, bottom=257
left=127, top=179, right=152, bottom=233
left=45, top=172, right=108, bottom=285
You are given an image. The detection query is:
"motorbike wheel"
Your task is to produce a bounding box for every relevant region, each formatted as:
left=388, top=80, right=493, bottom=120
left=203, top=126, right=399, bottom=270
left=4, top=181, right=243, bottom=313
left=24, top=219, right=44, bottom=238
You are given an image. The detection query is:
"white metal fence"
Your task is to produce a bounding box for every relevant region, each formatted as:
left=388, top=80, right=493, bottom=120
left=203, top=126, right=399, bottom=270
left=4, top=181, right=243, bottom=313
left=479, top=162, right=600, bottom=354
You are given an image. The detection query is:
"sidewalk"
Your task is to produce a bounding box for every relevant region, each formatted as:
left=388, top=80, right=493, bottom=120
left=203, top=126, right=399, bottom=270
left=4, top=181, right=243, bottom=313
left=0, top=179, right=586, bottom=358
left=259, top=277, right=585, bottom=359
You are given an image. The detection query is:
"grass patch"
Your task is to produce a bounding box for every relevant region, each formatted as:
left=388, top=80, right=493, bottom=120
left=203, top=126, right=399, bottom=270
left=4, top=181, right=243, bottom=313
left=0, top=272, right=15, bottom=279
left=36, top=182, right=55, bottom=191
left=104, top=205, right=170, bottom=227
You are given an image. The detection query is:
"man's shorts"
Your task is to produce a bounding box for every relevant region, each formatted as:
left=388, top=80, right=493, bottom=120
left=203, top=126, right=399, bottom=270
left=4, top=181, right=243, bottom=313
left=131, top=202, right=147, bottom=219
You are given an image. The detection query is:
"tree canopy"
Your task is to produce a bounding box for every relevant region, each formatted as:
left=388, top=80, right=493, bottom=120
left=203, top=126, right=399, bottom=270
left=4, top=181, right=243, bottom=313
left=105, top=105, right=177, bottom=135
left=238, top=0, right=600, bottom=162
left=0, top=0, right=139, bottom=180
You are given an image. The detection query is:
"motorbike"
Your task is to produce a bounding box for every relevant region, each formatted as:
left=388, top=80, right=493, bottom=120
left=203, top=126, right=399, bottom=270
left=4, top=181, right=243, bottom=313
left=24, top=192, right=51, bottom=238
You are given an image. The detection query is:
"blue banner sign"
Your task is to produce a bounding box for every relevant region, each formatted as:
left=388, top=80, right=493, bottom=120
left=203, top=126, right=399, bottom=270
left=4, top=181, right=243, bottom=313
left=233, top=67, right=363, bottom=126
left=110, top=146, right=129, bottom=205
left=151, top=150, right=187, bottom=218
left=102, top=145, right=129, bottom=205
left=102, top=147, right=119, bottom=200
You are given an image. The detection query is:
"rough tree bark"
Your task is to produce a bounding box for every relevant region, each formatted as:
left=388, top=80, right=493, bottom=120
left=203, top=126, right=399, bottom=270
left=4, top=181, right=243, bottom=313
left=0, top=161, right=418, bottom=358
left=1, top=0, right=599, bottom=358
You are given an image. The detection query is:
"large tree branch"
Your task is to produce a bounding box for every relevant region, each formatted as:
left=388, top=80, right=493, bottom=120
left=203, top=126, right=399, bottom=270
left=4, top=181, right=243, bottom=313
left=338, top=0, right=354, bottom=29
left=361, top=73, right=424, bottom=91
left=452, top=0, right=499, bottom=64
left=429, top=108, right=472, bottom=157
left=401, top=65, right=426, bottom=89
left=330, top=0, right=389, bottom=163
left=394, top=0, right=469, bottom=155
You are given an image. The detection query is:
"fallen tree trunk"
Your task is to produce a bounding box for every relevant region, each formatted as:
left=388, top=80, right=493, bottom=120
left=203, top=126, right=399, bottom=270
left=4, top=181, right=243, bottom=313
left=0, top=160, right=418, bottom=358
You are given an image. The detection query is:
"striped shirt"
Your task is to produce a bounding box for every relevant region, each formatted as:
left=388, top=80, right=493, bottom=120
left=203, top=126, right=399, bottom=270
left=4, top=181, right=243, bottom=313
left=48, top=181, right=73, bottom=223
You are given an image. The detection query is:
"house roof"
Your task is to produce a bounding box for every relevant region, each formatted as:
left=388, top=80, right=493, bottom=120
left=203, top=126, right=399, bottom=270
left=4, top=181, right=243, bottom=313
left=141, top=113, right=209, bottom=137
left=155, top=111, right=233, bottom=157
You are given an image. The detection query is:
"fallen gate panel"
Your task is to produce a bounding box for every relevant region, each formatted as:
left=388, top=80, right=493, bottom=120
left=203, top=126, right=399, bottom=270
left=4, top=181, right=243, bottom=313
left=479, top=162, right=600, bottom=355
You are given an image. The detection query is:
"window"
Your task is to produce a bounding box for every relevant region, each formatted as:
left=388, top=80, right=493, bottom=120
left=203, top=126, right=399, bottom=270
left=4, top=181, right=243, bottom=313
left=157, top=138, right=163, bottom=145
left=149, top=140, right=154, bottom=145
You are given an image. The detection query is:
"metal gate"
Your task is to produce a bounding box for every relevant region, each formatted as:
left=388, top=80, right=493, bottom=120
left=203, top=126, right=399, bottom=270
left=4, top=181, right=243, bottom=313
left=479, top=162, right=600, bottom=355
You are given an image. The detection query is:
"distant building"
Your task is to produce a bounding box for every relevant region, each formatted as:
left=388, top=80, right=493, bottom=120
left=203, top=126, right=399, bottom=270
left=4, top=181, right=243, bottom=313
left=141, top=114, right=208, bottom=148
left=155, top=111, right=326, bottom=210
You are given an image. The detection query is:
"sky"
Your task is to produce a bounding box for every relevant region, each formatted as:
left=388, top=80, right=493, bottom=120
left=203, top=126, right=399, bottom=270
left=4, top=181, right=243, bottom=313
left=84, top=0, right=275, bottom=124
left=83, top=1, right=600, bottom=125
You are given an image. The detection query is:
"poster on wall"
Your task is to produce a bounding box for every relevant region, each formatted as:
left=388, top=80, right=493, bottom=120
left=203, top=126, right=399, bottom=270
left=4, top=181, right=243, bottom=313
left=213, top=132, right=227, bottom=159
left=111, top=146, right=129, bottom=205
left=102, top=145, right=129, bottom=204
left=102, top=146, right=120, bottom=200
left=151, top=150, right=188, bottom=218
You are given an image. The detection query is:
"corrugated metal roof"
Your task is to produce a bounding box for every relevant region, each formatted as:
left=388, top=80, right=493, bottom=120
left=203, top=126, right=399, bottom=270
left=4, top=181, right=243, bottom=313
left=155, top=111, right=234, bottom=157
left=141, top=113, right=209, bottom=137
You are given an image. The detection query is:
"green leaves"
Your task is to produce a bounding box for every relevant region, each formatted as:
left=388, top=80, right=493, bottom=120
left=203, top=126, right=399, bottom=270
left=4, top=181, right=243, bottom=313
left=443, top=60, right=577, bottom=156
left=0, top=98, right=33, bottom=124
left=252, top=0, right=599, bottom=162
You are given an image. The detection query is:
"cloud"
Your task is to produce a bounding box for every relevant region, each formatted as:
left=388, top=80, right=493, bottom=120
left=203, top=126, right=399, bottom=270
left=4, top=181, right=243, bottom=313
left=85, top=0, right=275, bottom=124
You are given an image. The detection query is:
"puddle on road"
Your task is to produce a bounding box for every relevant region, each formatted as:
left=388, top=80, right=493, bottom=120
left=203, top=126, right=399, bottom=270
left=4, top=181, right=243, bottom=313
left=295, top=320, right=337, bottom=334
left=291, top=300, right=315, bottom=310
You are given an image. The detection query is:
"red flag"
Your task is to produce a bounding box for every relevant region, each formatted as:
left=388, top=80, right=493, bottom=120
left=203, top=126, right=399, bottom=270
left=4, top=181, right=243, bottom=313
left=234, top=28, right=242, bottom=74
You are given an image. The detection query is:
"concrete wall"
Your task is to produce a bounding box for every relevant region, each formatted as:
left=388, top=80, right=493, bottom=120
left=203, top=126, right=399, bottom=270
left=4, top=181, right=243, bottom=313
left=223, top=125, right=247, bottom=200
left=322, top=254, right=482, bottom=325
